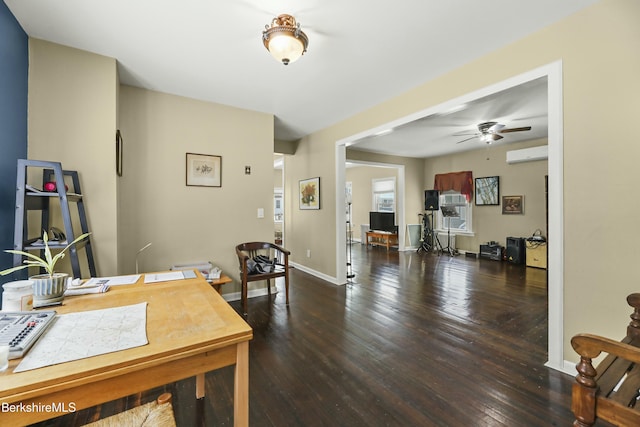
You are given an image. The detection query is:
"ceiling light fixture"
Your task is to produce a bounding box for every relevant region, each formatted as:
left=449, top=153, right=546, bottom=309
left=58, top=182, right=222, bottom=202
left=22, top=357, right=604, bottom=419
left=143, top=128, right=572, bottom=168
left=482, top=133, right=501, bottom=144
left=262, top=14, right=309, bottom=65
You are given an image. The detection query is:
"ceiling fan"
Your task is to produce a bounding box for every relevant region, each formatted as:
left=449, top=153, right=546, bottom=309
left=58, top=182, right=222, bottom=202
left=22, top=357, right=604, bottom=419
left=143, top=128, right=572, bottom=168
left=455, top=121, right=532, bottom=144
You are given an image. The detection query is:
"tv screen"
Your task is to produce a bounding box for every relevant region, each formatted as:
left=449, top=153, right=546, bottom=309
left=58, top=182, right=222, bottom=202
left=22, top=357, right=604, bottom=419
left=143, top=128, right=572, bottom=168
left=369, top=212, right=396, bottom=233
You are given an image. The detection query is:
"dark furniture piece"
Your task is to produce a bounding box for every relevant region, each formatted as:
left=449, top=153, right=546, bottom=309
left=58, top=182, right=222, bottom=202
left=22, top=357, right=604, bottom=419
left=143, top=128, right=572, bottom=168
left=235, top=242, right=290, bottom=315
left=506, top=236, right=525, bottom=264
left=479, top=243, right=503, bottom=261
left=571, top=293, right=640, bottom=426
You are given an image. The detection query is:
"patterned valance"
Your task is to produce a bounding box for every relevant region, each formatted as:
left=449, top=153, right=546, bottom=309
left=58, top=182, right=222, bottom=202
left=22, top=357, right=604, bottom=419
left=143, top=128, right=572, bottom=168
left=433, top=171, right=473, bottom=202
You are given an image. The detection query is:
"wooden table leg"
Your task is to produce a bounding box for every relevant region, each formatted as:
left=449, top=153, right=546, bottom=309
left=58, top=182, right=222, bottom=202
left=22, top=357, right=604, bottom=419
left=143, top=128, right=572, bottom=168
left=234, top=341, right=249, bottom=427
left=196, top=373, right=205, bottom=399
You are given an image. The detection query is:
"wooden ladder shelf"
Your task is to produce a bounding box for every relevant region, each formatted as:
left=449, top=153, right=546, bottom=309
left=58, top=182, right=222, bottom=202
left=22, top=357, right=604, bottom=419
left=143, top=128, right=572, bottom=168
left=13, top=159, right=97, bottom=278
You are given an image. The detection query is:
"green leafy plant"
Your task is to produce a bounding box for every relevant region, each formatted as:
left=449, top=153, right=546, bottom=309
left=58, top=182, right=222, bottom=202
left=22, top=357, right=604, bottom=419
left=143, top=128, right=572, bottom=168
left=0, top=230, right=90, bottom=277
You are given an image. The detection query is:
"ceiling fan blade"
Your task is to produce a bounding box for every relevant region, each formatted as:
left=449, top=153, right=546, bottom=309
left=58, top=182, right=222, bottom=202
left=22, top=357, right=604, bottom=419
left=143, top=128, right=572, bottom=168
left=452, top=131, right=479, bottom=137
left=456, top=135, right=480, bottom=144
left=499, top=126, right=532, bottom=133
left=490, top=134, right=504, bottom=141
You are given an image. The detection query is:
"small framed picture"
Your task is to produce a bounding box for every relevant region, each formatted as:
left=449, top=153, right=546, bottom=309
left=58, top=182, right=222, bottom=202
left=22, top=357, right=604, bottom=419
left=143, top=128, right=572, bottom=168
left=475, top=176, right=499, bottom=206
left=186, top=153, right=221, bottom=187
left=502, top=195, right=524, bottom=214
left=299, top=177, right=320, bottom=210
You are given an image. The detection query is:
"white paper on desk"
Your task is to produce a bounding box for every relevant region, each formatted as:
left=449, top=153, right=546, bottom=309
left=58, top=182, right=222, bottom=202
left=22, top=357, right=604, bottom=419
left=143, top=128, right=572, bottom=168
left=14, top=302, right=148, bottom=372
left=144, top=271, right=185, bottom=284
left=84, top=274, right=141, bottom=287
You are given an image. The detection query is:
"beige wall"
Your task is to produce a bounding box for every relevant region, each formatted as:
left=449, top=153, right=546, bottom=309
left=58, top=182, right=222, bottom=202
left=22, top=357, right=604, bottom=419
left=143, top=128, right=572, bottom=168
left=28, top=39, right=118, bottom=277
left=346, top=165, right=400, bottom=241
left=424, top=139, right=548, bottom=252
left=346, top=151, right=424, bottom=245
left=345, top=140, right=548, bottom=250
left=283, top=132, right=336, bottom=276
left=284, top=0, right=640, bottom=362
left=117, top=86, right=274, bottom=296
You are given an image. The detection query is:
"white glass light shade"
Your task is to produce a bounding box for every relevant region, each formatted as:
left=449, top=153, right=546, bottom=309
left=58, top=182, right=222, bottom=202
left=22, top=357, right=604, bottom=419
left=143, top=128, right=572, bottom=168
left=267, top=34, right=304, bottom=65
left=262, top=14, right=309, bottom=65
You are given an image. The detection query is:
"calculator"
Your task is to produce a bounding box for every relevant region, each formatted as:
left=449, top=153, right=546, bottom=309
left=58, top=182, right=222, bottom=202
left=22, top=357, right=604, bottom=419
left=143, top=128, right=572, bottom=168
left=0, top=311, right=57, bottom=359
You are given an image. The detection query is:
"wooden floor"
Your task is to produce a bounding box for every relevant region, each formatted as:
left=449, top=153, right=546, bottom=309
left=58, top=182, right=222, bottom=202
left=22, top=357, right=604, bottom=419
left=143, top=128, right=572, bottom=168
left=33, top=245, right=587, bottom=426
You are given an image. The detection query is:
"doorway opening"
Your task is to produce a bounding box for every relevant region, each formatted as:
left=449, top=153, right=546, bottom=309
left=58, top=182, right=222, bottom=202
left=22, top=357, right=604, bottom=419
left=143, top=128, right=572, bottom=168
left=334, top=61, right=564, bottom=371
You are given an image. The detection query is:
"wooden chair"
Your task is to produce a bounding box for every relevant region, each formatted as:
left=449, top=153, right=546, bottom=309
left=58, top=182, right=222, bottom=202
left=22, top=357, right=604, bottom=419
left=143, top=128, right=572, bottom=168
left=235, top=242, right=290, bottom=315
left=571, top=293, right=640, bottom=426
left=82, top=393, right=176, bottom=426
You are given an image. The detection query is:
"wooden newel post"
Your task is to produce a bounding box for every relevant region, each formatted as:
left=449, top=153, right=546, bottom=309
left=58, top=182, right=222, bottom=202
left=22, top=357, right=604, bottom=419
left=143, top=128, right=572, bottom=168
left=627, top=293, right=640, bottom=339
left=572, top=355, right=597, bottom=427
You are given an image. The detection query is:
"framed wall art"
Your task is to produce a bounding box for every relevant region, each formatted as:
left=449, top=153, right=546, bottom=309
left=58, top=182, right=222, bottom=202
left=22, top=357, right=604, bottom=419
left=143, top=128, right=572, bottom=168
left=502, top=195, right=524, bottom=214
left=115, top=129, right=123, bottom=177
left=475, top=176, right=499, bottom=206
left=186, top=153, right=221, bottom=187
left=299, top=177, right=320, bottom=210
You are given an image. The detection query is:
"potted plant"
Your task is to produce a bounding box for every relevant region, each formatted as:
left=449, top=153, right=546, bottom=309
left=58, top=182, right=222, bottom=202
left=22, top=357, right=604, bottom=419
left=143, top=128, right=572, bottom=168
left=1, top=230, right=90, bottom=307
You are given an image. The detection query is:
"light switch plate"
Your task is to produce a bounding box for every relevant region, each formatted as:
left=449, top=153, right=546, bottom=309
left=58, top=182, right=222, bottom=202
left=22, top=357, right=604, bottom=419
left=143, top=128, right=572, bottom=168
left=257, top=208, right=264, bottom=218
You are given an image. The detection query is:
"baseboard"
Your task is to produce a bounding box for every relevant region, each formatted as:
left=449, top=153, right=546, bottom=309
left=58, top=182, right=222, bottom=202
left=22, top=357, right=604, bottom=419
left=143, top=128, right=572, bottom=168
left=221, top=285, right=277, bottom=303
left=221, top=263, right=340, bottom=303
left=290, top=261, right=340, bottom=285
left=544, top=359, right=576, bottom=377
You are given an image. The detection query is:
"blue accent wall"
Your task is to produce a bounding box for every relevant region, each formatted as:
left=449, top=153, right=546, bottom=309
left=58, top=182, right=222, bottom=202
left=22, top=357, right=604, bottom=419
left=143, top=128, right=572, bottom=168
left=0, top=2, right=28, bottom=283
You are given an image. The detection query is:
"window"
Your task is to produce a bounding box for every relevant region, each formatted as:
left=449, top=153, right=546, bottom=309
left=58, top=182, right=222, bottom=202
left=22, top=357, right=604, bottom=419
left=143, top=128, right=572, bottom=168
left=372, top=177, right=395, bottom=212
left=274, top=188, right=283, bottom=222
left=436, top=191, right=472, bottom=233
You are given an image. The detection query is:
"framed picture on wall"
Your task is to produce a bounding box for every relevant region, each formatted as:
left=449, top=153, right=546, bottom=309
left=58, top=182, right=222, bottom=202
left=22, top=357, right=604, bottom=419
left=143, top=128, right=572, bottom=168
left=186, top=153, right=222, bottom=187
left=502, top=195, right=524, bottom=214
left=475, top=176, right=499, bottom=205
left=299, top=177, right=320, bottom=210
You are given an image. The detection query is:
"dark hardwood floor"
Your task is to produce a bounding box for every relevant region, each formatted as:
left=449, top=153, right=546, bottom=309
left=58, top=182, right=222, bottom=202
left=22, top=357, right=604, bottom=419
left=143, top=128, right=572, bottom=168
left=33, top=245, right=586, bottom=426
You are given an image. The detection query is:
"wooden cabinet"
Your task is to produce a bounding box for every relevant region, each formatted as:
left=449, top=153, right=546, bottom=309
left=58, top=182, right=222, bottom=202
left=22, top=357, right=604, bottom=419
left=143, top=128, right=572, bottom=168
left=365, top=231, right=398, bottom=251
left=526, top=241, right=547, bottom=269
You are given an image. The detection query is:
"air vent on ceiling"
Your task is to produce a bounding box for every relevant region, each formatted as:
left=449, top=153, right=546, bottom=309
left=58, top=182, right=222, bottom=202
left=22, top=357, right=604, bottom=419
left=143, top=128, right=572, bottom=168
left=506, top=145, right=548, bottom=164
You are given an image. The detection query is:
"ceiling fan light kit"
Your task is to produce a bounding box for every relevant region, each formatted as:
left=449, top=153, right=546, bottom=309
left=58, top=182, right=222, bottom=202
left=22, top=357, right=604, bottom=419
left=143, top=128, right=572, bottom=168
left=263, top=14, right=309, bottom=65
left=456, top=121, right=532, bottom=144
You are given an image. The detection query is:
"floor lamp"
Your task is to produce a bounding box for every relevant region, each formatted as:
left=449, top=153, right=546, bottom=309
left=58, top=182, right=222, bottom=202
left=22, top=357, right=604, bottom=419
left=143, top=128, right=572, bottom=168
left=346, top=195, right=355, bottom=280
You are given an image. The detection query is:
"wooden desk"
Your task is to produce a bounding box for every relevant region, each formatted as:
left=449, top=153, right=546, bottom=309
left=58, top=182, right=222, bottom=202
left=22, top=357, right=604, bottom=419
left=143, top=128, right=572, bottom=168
left=209, top=273, right=232, bottom=294
left=0, top=274, right=252, bottom=426
left=365, top=231, right=398, bottom=251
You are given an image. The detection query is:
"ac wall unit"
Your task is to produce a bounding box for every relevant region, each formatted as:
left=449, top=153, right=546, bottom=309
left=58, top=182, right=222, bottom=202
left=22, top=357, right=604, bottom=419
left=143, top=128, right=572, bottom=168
left=506, top=145, right=548, bottom=164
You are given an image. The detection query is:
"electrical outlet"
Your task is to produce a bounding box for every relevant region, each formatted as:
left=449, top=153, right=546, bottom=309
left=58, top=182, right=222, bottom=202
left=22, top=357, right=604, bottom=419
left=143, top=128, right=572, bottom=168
left=306, top=249, right=311, bottom=258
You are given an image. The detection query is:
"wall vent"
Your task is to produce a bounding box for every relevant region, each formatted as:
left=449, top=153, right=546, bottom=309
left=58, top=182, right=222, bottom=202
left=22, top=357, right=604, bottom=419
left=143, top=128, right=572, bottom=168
left=506, top=145, right=548, bottom=164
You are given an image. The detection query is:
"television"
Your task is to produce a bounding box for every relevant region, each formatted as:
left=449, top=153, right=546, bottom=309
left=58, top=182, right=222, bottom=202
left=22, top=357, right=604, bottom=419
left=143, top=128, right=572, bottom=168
left=369, top=212, right=396, bottom=233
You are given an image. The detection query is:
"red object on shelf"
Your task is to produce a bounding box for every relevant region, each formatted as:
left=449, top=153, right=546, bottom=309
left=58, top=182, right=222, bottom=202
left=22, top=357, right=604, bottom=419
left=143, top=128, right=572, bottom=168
left=43, top=182, right=69, bottom=192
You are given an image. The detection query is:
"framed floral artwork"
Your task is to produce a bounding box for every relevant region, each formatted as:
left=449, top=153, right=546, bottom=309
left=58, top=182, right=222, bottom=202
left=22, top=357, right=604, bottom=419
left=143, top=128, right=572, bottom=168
left=186, top=153, right=221, bottom=187
left=299, top=177, right=320, bottom=210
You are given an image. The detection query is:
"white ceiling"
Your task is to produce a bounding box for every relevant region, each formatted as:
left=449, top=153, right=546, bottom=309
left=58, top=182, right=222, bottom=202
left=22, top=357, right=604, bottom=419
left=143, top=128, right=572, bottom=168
left=349, top=76, right=548, bottom=158
left=6, top=0, right=598, bottom=147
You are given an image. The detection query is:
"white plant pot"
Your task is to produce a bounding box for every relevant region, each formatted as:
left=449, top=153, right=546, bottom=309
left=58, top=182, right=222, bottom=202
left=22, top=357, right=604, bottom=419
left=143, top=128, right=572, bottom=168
left=30, top=273, right=68, bottom=307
